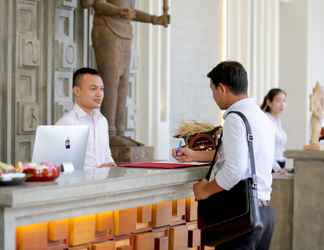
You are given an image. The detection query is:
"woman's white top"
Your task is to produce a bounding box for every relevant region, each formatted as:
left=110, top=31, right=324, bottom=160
left=266, top=113, right=287, bottom=171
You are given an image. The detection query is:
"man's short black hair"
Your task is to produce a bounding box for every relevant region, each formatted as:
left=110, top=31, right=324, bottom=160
left=207, top=61, right=248, bottom=95
left=73, top=67, right=100, bottom=87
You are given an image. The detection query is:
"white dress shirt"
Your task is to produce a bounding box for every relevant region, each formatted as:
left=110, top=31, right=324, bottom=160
left=209, top=98, right=275, bottom=201
left=266, top=113, right=287, bottom=171
left=56, top=104, right=114, bottom=169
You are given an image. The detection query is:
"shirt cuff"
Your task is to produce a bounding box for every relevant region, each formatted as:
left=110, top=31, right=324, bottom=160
left=273, top=162, right=281, bottom=172
left=106, top=155, right=115, bottom=163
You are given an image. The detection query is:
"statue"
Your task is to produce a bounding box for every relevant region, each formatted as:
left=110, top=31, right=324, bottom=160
left=81, top=0, right=169, bottom=144
left=305, top=82, right=324, bottom=150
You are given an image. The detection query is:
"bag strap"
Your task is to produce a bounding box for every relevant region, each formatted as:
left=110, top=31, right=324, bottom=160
left=206, top=133, right=222, bottom=180
left=206, top=110, right=258, bottom=192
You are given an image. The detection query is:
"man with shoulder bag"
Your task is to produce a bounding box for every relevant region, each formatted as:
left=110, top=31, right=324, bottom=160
left=172, top=61, right=275, bottom=250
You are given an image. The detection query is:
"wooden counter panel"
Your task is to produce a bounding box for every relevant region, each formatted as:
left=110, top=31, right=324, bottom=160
left=154, top=236, right=168, bottom=250
left=136, top=205, right=152, bottom=232
left=96, top=211, right=114, bottom=237
left=14, top=197, right=202, bottom=250
left=186, top=197, right=198, bottom=222
left=134, top=232, right=154, bottom=250
left=152, top=201, right=172, bottom=227
left=49, top=219, right=69, bottom=242
left=16, top=223, right=48, bottom=250
left=92, top=241, right=115, bottom=250
left=114, top=208, right=137, bottom=236
left=68, top=216, right=96, bottom=246
left=171, top=199, right=186, bottom=225
left=187, top=222, right=201, bottom=248
left=169, top=225, right=188, bottom=250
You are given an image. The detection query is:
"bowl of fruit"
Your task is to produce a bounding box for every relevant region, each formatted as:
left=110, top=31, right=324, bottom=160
left=0, top=161, right=26, bottom=186
left=22, top=162, right=61, bottom=182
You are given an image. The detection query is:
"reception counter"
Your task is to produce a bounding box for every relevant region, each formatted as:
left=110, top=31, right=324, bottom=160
left=0, top=166, right=209, bottom=250
left=0, top=165, right=295, bottom=250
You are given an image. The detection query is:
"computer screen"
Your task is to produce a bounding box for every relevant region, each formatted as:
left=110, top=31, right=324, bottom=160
left=32, top=125, right=89, bottom=170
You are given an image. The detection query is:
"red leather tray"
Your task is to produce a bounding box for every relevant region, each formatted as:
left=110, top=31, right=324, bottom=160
left=118, top=162, right=204, bottom=169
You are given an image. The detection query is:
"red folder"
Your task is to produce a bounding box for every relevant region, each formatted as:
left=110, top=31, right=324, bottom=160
left=118, top=162, right=205, bottom=169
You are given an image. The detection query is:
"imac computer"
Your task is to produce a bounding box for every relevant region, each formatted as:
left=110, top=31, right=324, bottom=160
left=32, top=125, right=89, bottom=170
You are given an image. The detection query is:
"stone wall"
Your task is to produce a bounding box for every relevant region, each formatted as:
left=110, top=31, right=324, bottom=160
left=0, top=0, right=87, bottom=163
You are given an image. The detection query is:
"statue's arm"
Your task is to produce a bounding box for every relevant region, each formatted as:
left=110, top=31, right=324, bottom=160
left=133, top=10, right=155, bottom=24
left=133, top=10, right=169, bottom=27
left=92, top=0, right=121, bottom=17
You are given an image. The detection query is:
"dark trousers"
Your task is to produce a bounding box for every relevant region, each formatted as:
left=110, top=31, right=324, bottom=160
left=216, top=207, right=275, bottom=250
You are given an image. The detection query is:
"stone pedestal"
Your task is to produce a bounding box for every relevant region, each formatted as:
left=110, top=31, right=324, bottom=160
left=271, top=174, right=294, bottom=250
left=303, top=143, right=324, bottom=150
left=285, top=150, right=324, bottom=250
left=111, top=146, right=154, bottom=163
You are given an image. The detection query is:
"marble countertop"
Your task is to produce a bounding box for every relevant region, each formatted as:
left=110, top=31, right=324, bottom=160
left=0, top=165, right=294, bottom=230
left=0, top=166, right=209, bottom=208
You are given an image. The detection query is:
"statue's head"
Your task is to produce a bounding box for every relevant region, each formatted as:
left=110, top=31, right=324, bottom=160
left=80, top=0, right=95, bottom=9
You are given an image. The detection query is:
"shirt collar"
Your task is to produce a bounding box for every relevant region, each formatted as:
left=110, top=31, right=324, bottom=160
left=73, top=103, right=101, bottom=120
left=266, top=112, right=280, bottom=122
left=223, top=98, right=256, bottom=118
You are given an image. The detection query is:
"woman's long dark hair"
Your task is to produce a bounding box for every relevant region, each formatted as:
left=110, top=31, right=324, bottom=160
left=261, top=88, right=286, bottom=113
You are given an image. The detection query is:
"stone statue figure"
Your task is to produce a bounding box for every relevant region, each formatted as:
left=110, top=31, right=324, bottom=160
left=309, top=82, right=324, bottom=145
left=81, top=0, right=169, bottom=142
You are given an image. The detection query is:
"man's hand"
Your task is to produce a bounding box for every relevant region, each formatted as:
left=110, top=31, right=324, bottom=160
left=152, top=15, right=169, bottom=27
left=193, top=179, right=223, bottom=201
left=80, top=0, right=95, bottom=9
left=120, top=8, right=136, bottom=20
left=97, top=162, right=117, bottom=168
left=171, top=146, right=196, bottom=162
left=273, top=168, right=288, bottom=176
left=193, top=179, right=211, bottom=201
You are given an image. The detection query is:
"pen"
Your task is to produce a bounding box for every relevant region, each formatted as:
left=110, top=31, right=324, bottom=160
left=176, top=140, right=183, bottom=156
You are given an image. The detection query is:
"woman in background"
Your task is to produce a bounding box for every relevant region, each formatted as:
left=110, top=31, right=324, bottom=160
left=261, top=88, right=288, bottom=173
